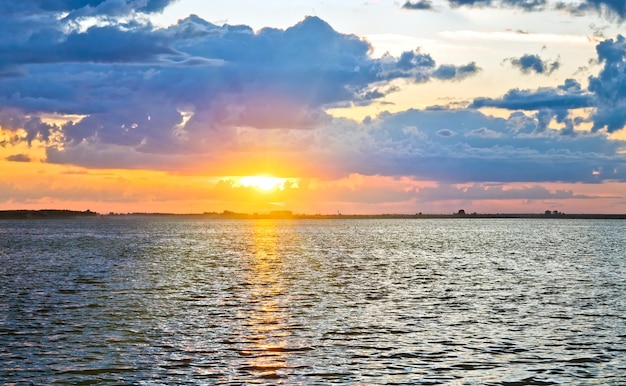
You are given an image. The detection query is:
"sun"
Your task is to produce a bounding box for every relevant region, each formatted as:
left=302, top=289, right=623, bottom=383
left=238, top=176, right=286, bottom=191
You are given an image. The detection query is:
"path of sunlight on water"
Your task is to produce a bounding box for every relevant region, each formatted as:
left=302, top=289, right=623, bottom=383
left=1, top=218, right=625, bottom=384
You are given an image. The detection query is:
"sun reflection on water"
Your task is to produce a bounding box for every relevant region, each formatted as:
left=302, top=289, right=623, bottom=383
left=240, top=220, right=291, bottom=381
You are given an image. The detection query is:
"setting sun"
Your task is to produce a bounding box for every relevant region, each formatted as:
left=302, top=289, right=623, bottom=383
left=238, top=176, right=286, bottom=191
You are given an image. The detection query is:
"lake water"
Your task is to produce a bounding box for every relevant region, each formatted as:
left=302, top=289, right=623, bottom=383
left=1, top=218, right=625, bottom=385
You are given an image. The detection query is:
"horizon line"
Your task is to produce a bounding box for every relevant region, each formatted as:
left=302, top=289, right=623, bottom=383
left=2, top=209, right=626, bottom=219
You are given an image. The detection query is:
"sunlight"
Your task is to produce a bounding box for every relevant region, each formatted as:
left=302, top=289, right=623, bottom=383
left=238, top=176, right=286, bottom=191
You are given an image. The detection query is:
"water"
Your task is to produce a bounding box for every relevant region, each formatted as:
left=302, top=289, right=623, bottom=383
left=1, top=218, right=625, bottom=385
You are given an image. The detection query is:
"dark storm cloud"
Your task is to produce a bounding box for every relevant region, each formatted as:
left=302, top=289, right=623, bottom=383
left=507, top=54, right=560, bottom=75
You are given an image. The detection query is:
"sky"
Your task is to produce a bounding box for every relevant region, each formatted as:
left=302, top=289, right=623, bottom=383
left=1, top=0, right=626, bottom=214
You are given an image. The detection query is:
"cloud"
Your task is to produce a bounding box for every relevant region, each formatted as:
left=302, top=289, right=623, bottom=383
left=556, top=0, right=626, bottom=20
left=402, top=0, right=547, bottom=12
left=501, top=0, right=548, bottom=11
left=1, top=26, right=177, bottom=69
left=5, top=154, right=31, bottom=162
left=0, top=0, right=174, bottom=17
left=0, top=1, right=181, bottom=76
left=0, top=13, right=480, bottom=166
left=403, top=0, right=624, bottom=18
left=506, top=54, right=560, bottom=75
left=416, top=183, right=601, bottom=201
left=465, top=127, right=503, bottom=138
left=448, top=0, right=493, bottom=6
left=433, top=62, right=480, bottom=80
left=402, top=1, right=434, bottom=10
left=38, top=92, right=626, bottom=185
left=311, top=108, right=626, bottom=184
left=470, top=77, right=590, bottom=136
left=2, top=5, right=625, bottom=189
left=470, top=79, right=592, bottom=110
left=437, top=129, right=455, bottom=137
left=586, top=0, right=626, bottom=20
left=473, top=36, right=626, bottom=134
left=588, top=34, right=626, bottom=133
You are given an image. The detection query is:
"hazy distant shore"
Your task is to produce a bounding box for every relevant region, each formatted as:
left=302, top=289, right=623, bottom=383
left=0, top=210, right=98, bottom=220
left=2, top=209, right=626, bottom=220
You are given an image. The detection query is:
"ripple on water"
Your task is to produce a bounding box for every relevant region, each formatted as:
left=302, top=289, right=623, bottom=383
left=0, top=218, right=625, bottom=384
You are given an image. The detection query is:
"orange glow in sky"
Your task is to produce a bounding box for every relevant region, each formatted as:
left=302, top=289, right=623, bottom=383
left=237, top=176, right=288, bottom=192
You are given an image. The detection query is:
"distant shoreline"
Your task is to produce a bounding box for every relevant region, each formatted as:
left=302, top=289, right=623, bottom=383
left=0, top=210, right=99, bottom=220
left=2, top=209, right=626, bottom=220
